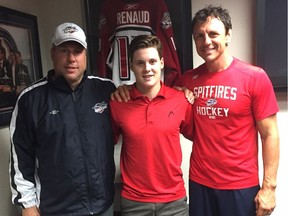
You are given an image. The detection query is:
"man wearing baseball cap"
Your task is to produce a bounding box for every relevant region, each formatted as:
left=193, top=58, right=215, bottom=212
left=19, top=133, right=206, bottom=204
left=10, top=22, right=116, bottom=216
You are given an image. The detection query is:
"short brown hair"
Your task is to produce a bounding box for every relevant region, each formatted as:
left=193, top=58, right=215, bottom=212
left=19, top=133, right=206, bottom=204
left=128, top=35, right=162, bottom=61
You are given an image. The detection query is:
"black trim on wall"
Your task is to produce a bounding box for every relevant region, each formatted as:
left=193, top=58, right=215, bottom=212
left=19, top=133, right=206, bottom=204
left=165, top=0, right=193, bottom=72
left=256, top=0, right=287, bottom=91
left=83, top=0, right=102, bottom=75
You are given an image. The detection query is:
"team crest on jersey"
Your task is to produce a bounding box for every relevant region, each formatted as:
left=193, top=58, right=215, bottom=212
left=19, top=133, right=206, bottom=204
left=161, top=12, right=172, bottom=29
left=92, top=101, right=108, bottom=113
left=98, top=15, right=107, bottom=30
left=124, top=3, right=139, bottom=10
left=206, top=98, right=217, bottom=107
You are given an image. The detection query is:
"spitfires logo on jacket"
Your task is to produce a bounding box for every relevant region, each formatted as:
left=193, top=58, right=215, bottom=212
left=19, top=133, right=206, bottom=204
left=124, top=3, right=139, bottom=10
left=92, top=101, right=108, bottom=113
left=49, top=110, right=59, bottom=115
left=161, top=12, right=172, bottom=29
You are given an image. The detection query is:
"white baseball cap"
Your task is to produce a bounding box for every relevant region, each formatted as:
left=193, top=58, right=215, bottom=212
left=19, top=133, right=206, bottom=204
left=52, top=22, right=87, bottom=49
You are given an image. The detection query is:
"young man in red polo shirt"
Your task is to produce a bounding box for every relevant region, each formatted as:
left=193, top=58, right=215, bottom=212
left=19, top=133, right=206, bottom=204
left=109, top=35, right=193, bottom=216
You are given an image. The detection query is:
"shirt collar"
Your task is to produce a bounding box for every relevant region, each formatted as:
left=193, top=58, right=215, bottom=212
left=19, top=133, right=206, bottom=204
left=130, top=81, right=166, bottom=100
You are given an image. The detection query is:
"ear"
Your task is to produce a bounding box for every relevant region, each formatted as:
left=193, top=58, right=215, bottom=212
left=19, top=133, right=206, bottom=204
left=226, top=29, right=232, bottom=44
left=160, top=57, right=164, bottom=69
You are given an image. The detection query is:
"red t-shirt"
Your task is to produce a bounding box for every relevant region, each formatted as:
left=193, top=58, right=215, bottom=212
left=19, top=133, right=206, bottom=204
left=177, top=58, right=279, bottom=189
left=110, top=83, right=193, bottom=202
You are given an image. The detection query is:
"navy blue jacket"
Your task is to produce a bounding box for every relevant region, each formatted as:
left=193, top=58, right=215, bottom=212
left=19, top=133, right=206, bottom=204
left=10, top=70, right=116, bottom=215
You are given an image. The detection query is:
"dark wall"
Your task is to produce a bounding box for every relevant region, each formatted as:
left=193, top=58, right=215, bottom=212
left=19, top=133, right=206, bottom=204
left=165, top=0, right=193, bottom=72
left=256, top=0, right=287, bottom=89
left=83, top=0, right=102, bottom=75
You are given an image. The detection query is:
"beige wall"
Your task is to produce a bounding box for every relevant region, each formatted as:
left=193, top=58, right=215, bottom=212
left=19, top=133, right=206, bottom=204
left=0, top=0, right=287, bottom=215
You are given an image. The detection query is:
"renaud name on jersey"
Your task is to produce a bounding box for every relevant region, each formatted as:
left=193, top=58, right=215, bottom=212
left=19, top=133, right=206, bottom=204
left=117, top=10, right=150, bottom=25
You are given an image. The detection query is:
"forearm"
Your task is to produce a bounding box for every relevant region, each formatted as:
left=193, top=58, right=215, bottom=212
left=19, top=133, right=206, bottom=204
left=255, top=114, right=279, bottom=215
left=10, top=136, right=38, bottom=207
left=261, top=127, right=279, bottom=190
left=256, top=114, right=279, bottom=189
left=22, top=206, right=40, bottom=216
left=10, top=156, right=38, bottom=208
left=10, top=130, right=38, bottom=208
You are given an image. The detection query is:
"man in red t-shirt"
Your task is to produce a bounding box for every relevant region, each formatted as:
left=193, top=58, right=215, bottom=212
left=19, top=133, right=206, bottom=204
left=177, top=5, right=279, bottom=216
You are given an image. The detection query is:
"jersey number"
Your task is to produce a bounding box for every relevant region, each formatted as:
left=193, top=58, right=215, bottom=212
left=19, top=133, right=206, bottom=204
left=116, top=37, right=130, bottom=81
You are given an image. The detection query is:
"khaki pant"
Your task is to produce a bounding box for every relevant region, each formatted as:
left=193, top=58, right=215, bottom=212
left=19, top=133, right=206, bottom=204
left=121, top=197, right=188, bottom=216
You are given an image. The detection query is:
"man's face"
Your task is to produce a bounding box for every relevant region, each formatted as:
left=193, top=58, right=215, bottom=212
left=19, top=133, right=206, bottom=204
left=130, top=47, right=164, bottom=93
left=51, top=41, right=87, bottom=89
left=193, top=16, right=231, bottom=64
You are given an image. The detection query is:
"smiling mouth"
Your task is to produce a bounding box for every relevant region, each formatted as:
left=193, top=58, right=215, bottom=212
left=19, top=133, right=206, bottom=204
left=143, top=74, right=154, bottom=78
left=203, top=47, right=215, bottom=52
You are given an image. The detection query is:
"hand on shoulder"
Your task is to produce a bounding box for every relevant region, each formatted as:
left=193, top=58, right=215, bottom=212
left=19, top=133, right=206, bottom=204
left=111, top=84, right=132, bottom=102
left=174, top=86, right=195, bottom=104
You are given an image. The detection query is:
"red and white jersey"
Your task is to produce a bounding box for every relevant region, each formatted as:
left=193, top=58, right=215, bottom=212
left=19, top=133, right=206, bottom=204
left=97, top=0, right=181, bottom=87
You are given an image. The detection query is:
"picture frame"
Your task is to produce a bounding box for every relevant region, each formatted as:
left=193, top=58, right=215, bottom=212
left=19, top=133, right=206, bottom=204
left=0, top=6, right=42, bottom=127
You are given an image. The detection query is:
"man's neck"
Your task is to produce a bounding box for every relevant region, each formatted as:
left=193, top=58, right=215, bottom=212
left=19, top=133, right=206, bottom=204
left=136, top=82, right=161, bottom=101
left=206, top=54, right=233, bottom=73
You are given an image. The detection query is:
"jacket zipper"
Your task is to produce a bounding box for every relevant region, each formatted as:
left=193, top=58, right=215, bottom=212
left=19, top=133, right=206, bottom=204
left=72, top=90, right=95, bottom=214
left=72, top=91, right=76, bottom=102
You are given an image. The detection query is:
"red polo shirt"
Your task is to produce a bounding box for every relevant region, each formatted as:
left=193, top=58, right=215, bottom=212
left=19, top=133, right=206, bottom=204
left=110, top=83, right=193, bottom=202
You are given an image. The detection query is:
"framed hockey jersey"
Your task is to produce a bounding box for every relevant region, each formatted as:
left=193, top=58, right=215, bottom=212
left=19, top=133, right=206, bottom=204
left=96, top=0, right=181, bottom=87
